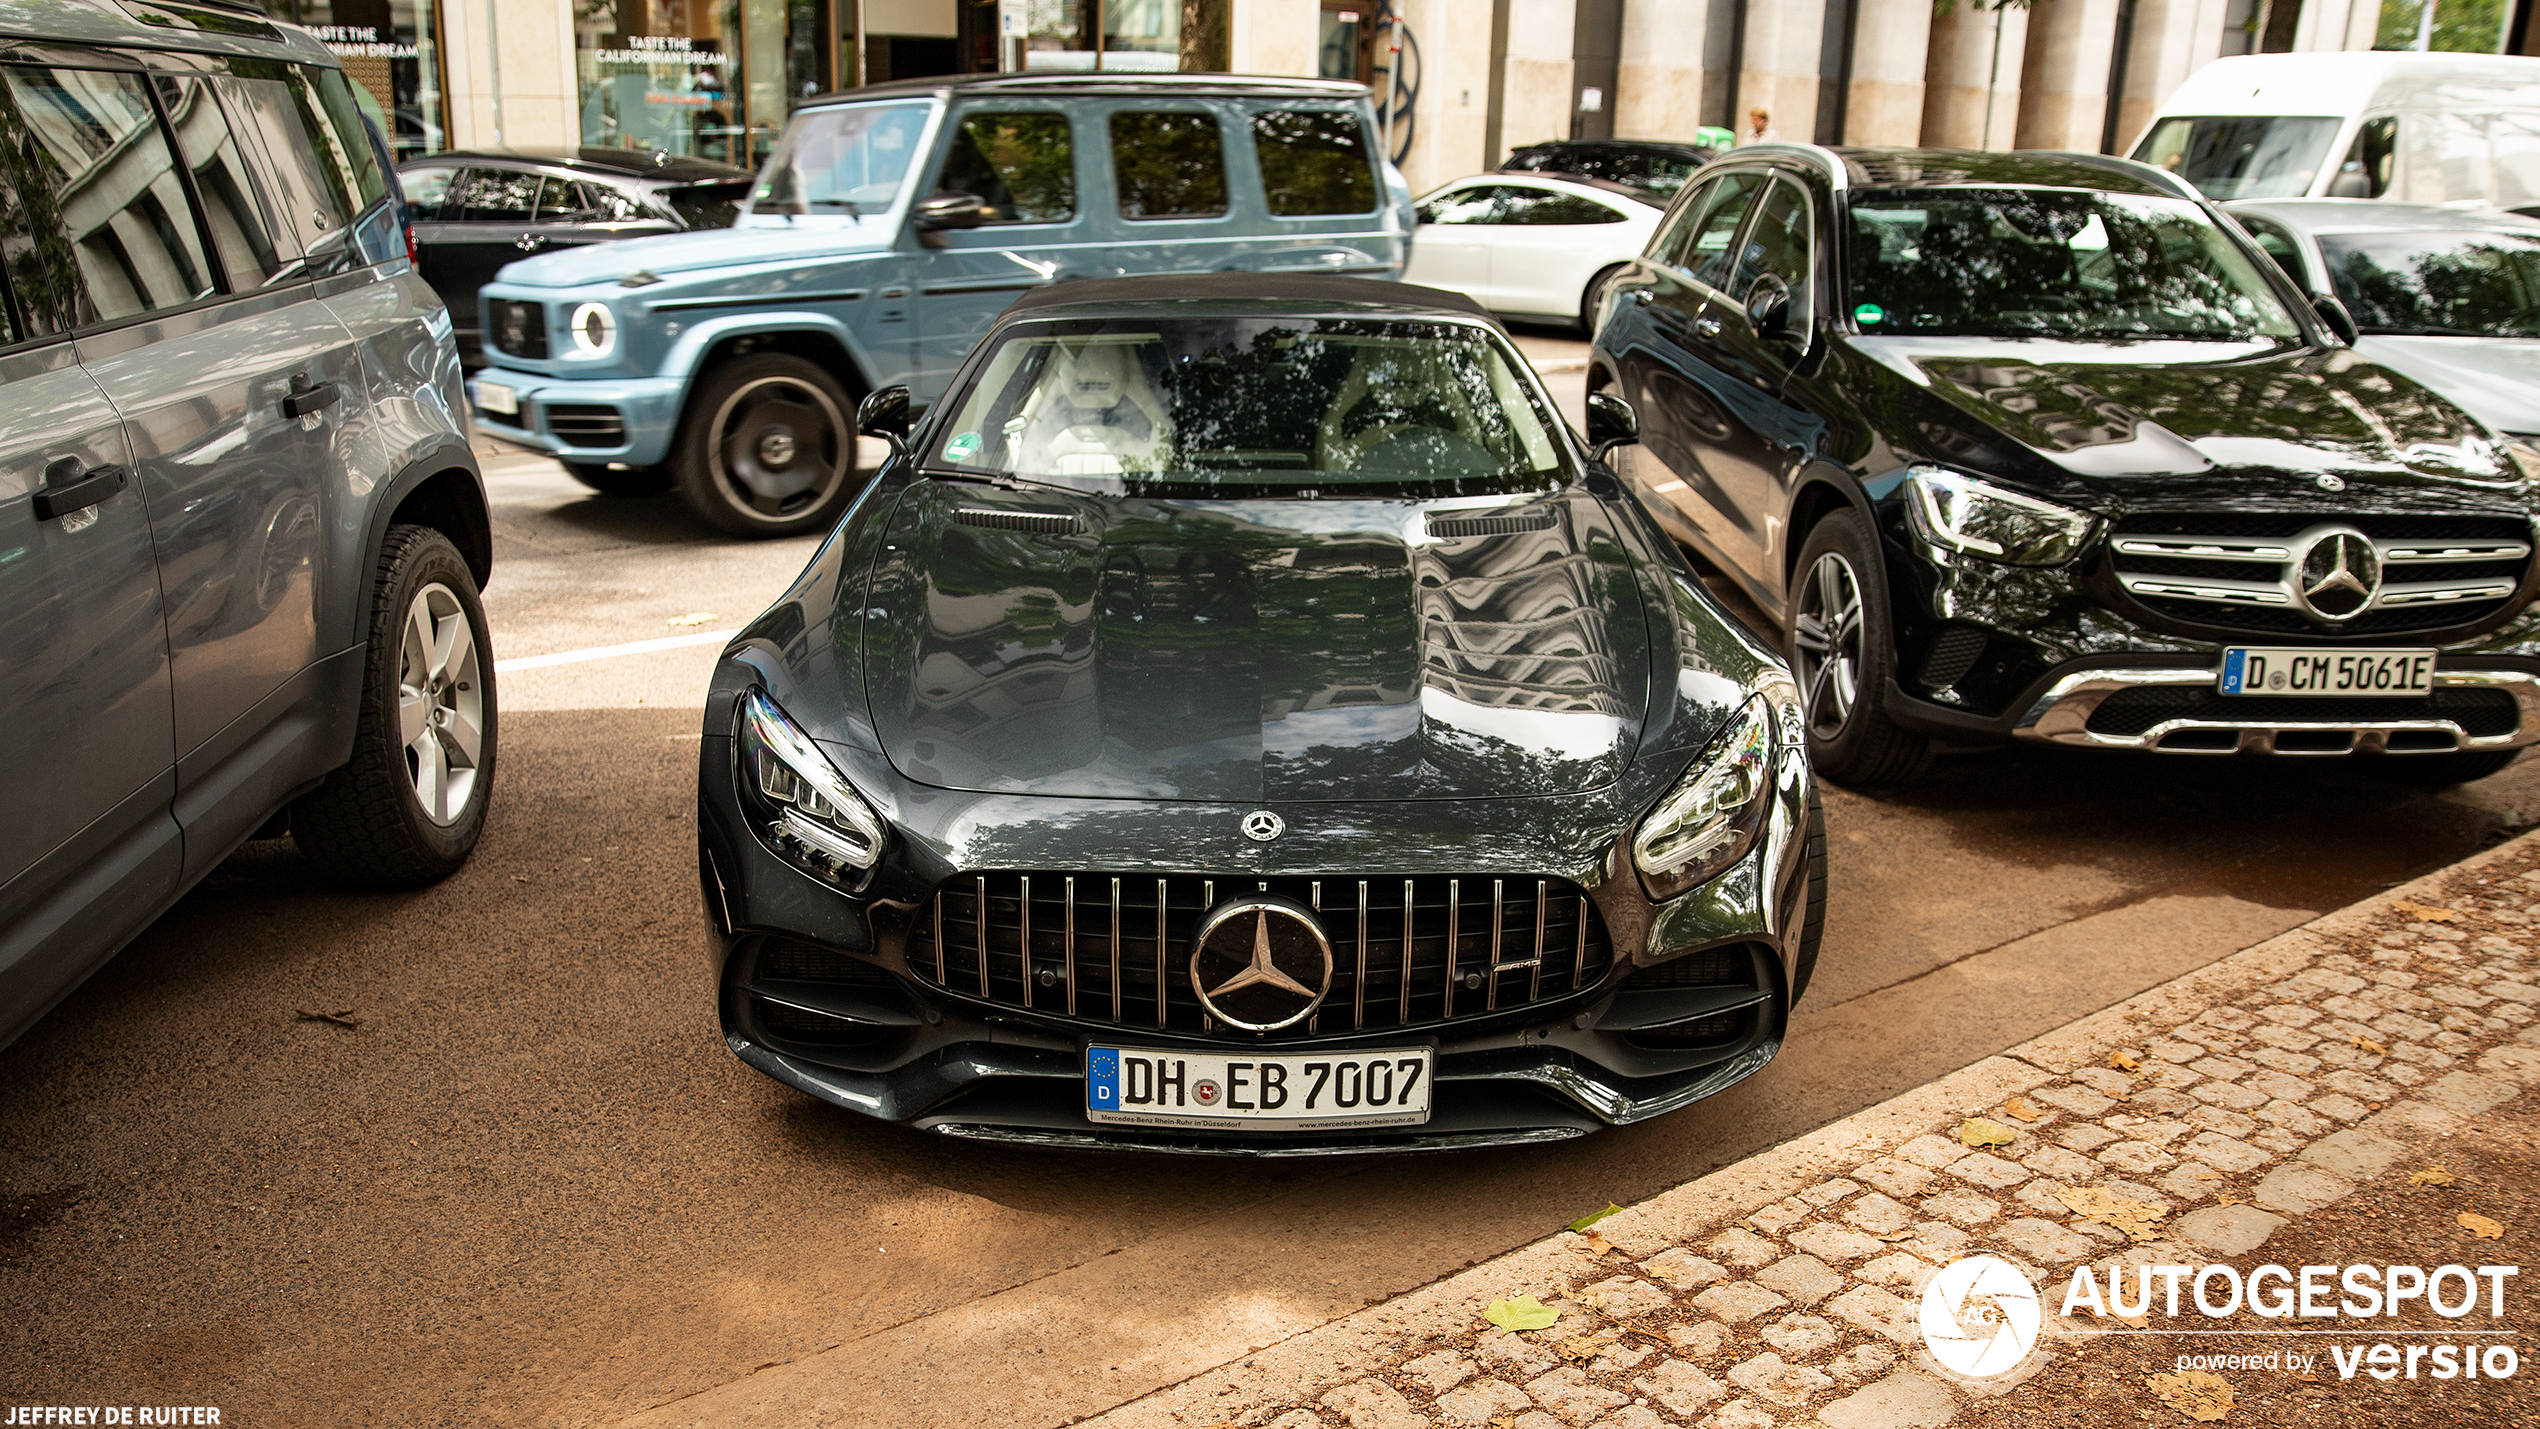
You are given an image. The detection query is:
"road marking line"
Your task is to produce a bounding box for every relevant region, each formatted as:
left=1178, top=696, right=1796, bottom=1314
left=495, top=629, right=739, bottom=673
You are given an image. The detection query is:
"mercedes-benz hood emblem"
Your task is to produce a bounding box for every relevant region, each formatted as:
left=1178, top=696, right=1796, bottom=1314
left=1240, top=810, right=1284, bottom=842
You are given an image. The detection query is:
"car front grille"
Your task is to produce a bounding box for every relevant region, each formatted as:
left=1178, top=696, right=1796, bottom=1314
left=2084, top=685, right=2521, bottom=738
left=545, top=404, right=625, bottom=447
left=489, top=299, right=547, bottom=359
left=906, top=871, right=1613, bottom=1040
left=2107, top=513, right=2530, bottom=637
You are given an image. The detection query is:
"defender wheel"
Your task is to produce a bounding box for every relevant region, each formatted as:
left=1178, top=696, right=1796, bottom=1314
left=1787, top=511, right=1932, bottom=786
left=673, top=353, right=862, bottom=538
left=2365, top=749, right=2522, bottom=787
left=292, top=526, right=496, bottom=887
left=564, top=462, right=673, bottom=498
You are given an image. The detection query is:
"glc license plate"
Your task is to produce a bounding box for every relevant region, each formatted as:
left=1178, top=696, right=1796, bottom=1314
left=2219, top=647, right=2436, bottom=697
left=469, top=380, right=517, bottom=415
left=1085, top=1044, right=1431, bottom=1130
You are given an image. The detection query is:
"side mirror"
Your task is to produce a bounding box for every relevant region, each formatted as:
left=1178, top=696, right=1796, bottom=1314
left=858, top=384, right=912, bottom=454
left=2312, top=293, right=2361, bottom=346
left=1585, top=390, right=1639, bottom=461
left=912, top=191, right=988, bottom=247
left=1744, top=274, right=1794, bottom=341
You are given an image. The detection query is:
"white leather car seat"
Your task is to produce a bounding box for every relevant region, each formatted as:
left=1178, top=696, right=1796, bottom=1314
left=1011, top=340, right=1171, bottom=476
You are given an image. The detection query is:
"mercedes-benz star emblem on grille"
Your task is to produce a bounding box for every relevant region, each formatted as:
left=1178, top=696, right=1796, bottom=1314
left=1187, top=897, right=1334, bottom=1032
left=2296, top=527, right=2381, bottom=620
left=1240, top=810, right=1284, bottom=842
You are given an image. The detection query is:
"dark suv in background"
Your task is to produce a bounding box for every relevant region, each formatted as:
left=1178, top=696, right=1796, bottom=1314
left=0, top=1, right=495, bottom=1051
left=1592, top=146, right=2540, bottom=787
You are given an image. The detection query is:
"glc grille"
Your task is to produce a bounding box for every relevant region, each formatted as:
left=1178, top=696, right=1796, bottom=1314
left=2107, top=513, right=2530, bottom=637
left=906, top=872, right=1612, bottom=1039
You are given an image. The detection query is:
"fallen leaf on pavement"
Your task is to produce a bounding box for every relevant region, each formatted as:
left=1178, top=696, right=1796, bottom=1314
left=668, top=612, right=719, bottom=626
left=2392, top=900, right=2460, bottom=922
left=2409, top=1166, right=2458, bottom=1188
left=1579, top=1230, right=1614, bottom=1257
left=1875, top=1228, right=1918, bottom=1242
left=1566, top=1202, right=1622, bottom=1233
left=2460, top=1212, right=2505, bottom=1240
left=2111, top=1050, right=2143, bottom=1073
left=1959, top=1117, right=2018, bottom=1148
left=2058, top=1186, right=2169, bottom=1242
left=2146, top=1369, right=2234, bottom=1421
left=2004, top=1096, right=2042, bottom=1123
left=2354, top=1036, right=2389, bottom=1055
left=1483, top=1295, right=1558, bottom=1334
left=293, top=1008, right=362, bottom=1030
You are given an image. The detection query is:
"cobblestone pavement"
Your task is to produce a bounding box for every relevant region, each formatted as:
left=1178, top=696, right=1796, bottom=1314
left=1087, top=836, right=2540, bottom=1429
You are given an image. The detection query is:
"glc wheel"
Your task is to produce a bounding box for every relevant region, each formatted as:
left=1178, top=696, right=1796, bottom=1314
left=674, top=353, right=862, bottom=538
left=1787, top=511, right=1931, bottom=785
left=292, top=526, right=496, bottom=886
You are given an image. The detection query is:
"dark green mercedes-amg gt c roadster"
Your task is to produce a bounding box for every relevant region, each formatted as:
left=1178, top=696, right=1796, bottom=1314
left=695, top=274, right=1825, bottom=1152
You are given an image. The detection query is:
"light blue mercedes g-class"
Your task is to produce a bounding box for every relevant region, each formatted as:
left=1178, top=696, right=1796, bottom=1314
left=467, top=73, right=1412, bottom=536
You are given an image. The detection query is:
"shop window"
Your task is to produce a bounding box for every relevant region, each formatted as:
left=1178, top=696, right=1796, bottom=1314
left=1112, top=111, right=1226, bottom=220
left=261, top=2, right=447, bottom=162
left=1025, top=0, right=1179, bottom=71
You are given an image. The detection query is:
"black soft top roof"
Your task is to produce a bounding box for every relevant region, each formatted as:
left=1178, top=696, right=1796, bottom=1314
left=1000, top=274, right=1495, bottom=323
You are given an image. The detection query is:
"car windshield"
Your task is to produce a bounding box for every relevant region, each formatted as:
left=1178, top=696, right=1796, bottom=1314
left=667, top=179, right=751, bottom=228
left=925, top=317, right=1567, bottom=496
left=1509, top=146, right=1708, bottom=198
left=1846, top=189, right=2303, bottom=341
left=2131, top=116, right=2341, bottom=200
left=2319, top=230, right=2540, bottom=337
left=750, top=101, right=932, bottom=216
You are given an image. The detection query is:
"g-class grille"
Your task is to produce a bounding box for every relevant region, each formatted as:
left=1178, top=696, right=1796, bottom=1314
left=2108, top=513, right=2530, bottom=637
left=906, top=872, right=1612, bottom=1039
left=489, top=299, right=547, bottom=359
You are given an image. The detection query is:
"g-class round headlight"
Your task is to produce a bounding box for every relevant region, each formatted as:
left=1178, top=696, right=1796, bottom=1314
left=736, top=689, right=885, bottom=882
left=1903, top=465, right=2097, bottom=565
left=1633, top=695, right=1776, bottom=901
left=569, top=301, right=617, bottom=358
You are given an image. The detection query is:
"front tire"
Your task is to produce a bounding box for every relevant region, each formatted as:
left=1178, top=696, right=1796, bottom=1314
left=673, top=353, right=863, bottom=538
left=1787, top=511, right=1931, bottom=786
left=292, top=526, right=496, bottom=886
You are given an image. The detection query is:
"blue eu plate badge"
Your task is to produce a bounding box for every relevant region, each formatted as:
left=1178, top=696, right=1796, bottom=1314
left=2220, top=647, right=2248, bottom=694
left=1087, top=1048, right=1121, bottom=1111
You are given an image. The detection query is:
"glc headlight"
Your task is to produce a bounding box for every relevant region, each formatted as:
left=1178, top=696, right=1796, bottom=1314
left=568, top=301, right=617, bottom=358
left=737, top=689, right=885, bottom=882
left=1903, top=466, right=2097, bottom=565
left=1633, top=695, right=1776, bottom=901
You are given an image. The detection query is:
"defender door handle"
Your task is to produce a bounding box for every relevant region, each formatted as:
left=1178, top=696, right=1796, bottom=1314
left=33, top=455, right=129, bottom=521
left=283, top=375, right=342, bottom=419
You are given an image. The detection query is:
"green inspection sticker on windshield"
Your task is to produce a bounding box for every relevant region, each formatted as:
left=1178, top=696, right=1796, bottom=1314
left=1854, top=303, right=1885, bottom=326
left=944, top=431, right=982, bottom=461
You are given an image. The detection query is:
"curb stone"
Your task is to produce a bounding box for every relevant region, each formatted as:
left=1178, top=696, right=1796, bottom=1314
left=1078, top=829, right=2540, bottom=1429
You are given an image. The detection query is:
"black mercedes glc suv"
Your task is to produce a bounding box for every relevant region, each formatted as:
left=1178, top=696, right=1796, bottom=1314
left=1591, top=146, right=2540, bottom=786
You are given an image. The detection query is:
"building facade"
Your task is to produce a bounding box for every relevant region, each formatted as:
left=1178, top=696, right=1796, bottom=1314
left=280, top=0, right=2540, bottom=191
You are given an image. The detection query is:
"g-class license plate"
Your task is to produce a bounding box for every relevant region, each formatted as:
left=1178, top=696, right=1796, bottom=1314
left=1085, top=1045, right=1431, bottom=1130
left=469, top=380, right=517, bottom=415
left=2220, top=647, right=2436, bottom=697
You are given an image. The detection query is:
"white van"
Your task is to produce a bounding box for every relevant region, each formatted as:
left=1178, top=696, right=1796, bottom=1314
left=2128, top=51, right=2540, bottom=208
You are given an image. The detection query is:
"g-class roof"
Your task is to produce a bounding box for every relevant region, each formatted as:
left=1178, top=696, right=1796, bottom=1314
left=804, top=72, right=1372, bottom=107
left=1000, top=273, right=1491, bottom=322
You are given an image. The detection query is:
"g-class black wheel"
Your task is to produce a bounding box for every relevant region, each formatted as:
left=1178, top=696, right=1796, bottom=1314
left=673, top=353, right=864, bottom=538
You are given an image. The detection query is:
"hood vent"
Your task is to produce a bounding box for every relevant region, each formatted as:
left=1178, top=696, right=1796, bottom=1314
left=1427, top=507, right=1558, bottom=540
left=954, top=507, right=1079, bottom=536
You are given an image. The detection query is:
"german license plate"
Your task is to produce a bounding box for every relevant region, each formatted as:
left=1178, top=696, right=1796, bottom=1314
left=469, top=380, right=517, bottom=415
left=2219, top=647, right=2436, bottom=696
left=1085, top=1044, right=1431, bottom=1131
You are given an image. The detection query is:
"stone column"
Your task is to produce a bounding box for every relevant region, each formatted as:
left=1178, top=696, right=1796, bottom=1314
left=1920, top=2, right=2029, bottom=150
left=1615, top=0, right=1712, bottom=140
left=1229, top=0, right=1319, bottom=75
left=2113, top=0, right=2231, bottom=154
left=1389, top=0, right=1498, bottom=193
left=2016, top=0, right=2125, bottom=154
left=1845, top=0, right=1936, bottom=145
left=1739, top=0, right=1829, bottom=143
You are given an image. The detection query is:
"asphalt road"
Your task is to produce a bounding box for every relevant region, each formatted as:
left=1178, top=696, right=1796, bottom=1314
left=5, top=335, right=2535, bottom=1426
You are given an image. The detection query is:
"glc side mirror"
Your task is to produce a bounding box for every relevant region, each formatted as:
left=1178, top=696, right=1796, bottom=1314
left=858, top=384, right=912, bottom=455
left=912, top=191, right=989, bottom=248
left=1586, top=391, right=1639, bottom=462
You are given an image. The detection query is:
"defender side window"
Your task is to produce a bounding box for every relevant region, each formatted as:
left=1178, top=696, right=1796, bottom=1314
left=936, top=111, right=1075, bottom=224
left=1112, top=111, right=1228, bottom=220
left=1252, top=108, right=1376, bottom=216
left=155, top=73, right=291, bottom=290
left=0, top=64, right=214, bottom=327
left=211, top=62, right=357, bottom=275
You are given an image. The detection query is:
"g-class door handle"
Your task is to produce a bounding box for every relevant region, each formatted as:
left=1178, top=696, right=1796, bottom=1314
left=1693, top=316, right=1724, bottom=340
left=33, top=455, right=129, bottom=521
left=283, top=374, right=342, bottom=419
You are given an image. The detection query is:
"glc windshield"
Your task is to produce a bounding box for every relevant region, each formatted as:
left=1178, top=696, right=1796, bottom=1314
left=925, top=317, right=1567, bottom=497
left=1847, top=189, right=2302, bottom=341
left=2131, top=116, right=2340, bottom=200
left=2321, top=230, right=2540, bottom=337
left=750, top=101, right=932, bottom=216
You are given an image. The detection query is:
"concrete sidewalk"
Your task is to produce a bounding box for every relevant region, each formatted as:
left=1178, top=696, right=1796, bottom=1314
left=1066, top=833, right=2540, bottom=1429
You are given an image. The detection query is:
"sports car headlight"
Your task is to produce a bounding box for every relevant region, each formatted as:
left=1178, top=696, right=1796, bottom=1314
left=1633, top=695, right=1775, bottom=901
left=1903, top=466, right=2097, bottom=565
left=737, top=689, right=885, bottom=880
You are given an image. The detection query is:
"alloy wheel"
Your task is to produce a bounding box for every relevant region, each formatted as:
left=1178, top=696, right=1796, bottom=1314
left=706, top=375, right=850, bottom=525
left=398, top=581, right=484, bottom=826
left=1791, top=550, right=1865, bottom=741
